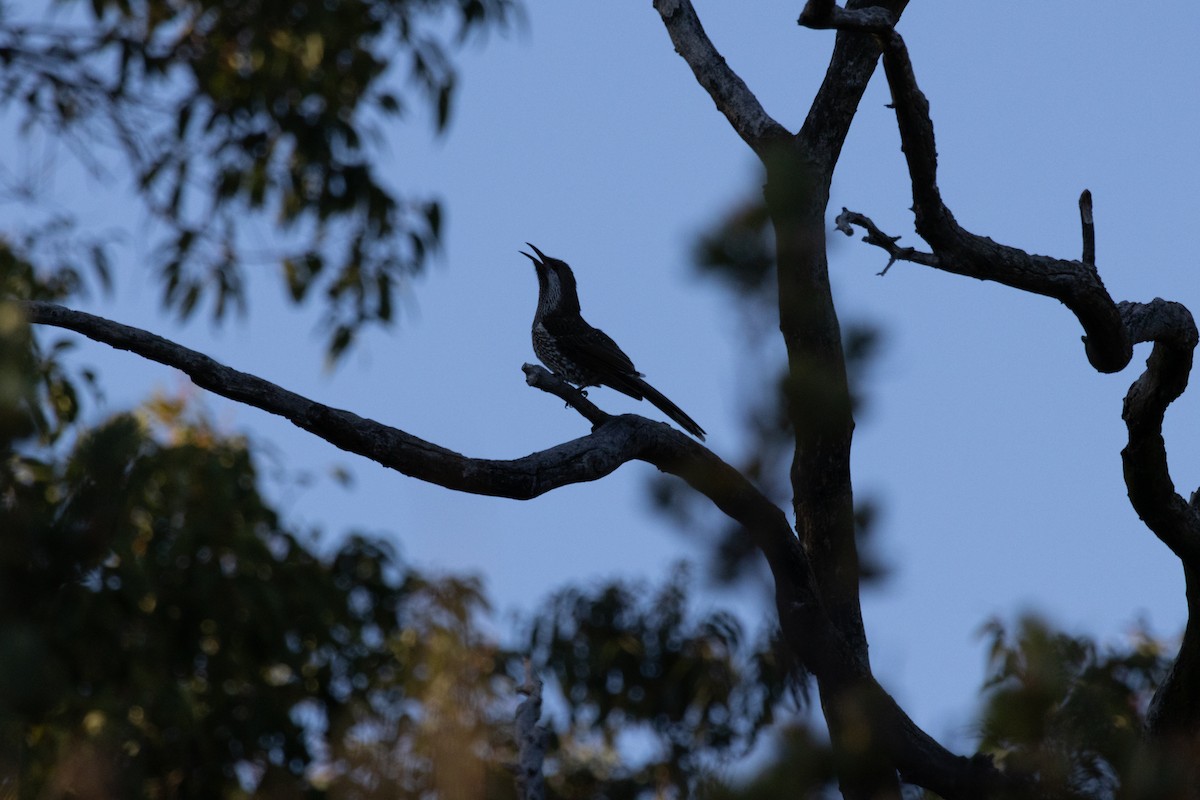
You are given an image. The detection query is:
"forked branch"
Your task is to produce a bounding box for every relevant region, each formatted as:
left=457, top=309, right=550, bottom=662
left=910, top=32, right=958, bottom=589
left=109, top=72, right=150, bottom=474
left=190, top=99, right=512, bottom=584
left=20, top=302, right=718, bottom=501
left=21, top=300, right=838, bottom=614
left=818, top=18, right=1132, bottom=373
left=652, top=0, right=790, bottom=158
left=834, top=208, right=938, bottom=275
left=806, top=10, right=1200, bottom=575
left=804, top=4, right=1200, bottom=742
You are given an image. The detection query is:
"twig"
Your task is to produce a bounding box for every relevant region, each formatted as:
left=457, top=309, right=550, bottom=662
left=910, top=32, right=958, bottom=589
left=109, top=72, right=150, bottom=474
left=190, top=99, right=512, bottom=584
left=1079, top=189, right=1095, bottom=266
left=834, top=208, right=938, bottom=275
left=521, top=363, right=610, bottom=431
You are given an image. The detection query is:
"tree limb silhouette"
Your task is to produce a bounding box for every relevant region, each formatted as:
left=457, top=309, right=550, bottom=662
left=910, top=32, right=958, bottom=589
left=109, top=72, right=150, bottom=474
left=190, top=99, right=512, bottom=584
left=22, top=294, right=1030, bottom=798
left=807, top=8, right=1200, bottom=745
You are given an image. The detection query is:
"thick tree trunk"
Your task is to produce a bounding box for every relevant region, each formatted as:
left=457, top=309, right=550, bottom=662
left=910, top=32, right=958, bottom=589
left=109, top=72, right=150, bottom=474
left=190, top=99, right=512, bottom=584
left=766, top=161, right=864, bottom=660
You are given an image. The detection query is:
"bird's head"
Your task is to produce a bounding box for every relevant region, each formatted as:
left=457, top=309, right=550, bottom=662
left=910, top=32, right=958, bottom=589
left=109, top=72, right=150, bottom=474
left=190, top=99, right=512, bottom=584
left=521, top=243, right=579, bottom=312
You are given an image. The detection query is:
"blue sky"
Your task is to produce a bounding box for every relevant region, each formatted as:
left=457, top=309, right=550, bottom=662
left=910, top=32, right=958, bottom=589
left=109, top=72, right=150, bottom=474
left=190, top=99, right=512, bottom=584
left=13, top=0, right=1200, bottom=751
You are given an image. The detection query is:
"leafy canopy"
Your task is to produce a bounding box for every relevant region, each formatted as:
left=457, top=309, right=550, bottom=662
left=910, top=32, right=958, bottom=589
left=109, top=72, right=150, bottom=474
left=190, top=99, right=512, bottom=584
left=2, top=0, right=514, bottom=356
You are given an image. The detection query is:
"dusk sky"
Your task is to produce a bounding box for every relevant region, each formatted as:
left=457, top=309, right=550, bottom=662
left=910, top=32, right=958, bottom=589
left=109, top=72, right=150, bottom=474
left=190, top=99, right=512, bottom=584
left=13, top=1, right=1200, bottom=751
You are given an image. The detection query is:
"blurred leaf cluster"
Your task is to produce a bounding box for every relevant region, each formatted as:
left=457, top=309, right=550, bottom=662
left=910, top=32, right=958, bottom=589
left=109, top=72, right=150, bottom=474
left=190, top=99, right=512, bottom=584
left=0, top=388, right=803, bottom=797
left=526, top=566, right=797, bottom=799
left=698, top=725, right=836, bottom=800
left=0, top=233, right=112, bottom=444
left=0, top=253, right=517, bottom=796
left=693, top=200, right=775, bottom=303
left=0, top=380, right=512, bottom=797
left=976, top=615, right=1193, bottom=800
left=0, top=0, right=515, bottom=357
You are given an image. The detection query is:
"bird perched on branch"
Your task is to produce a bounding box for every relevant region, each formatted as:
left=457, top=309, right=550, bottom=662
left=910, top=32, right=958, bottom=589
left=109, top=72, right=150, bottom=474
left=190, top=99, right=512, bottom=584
left=521, top=243, right=706, bottom=440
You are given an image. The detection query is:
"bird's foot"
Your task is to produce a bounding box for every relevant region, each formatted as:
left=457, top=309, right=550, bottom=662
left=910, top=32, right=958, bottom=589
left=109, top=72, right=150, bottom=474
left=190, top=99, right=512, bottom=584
left=563, top=387, right=588, bottom=408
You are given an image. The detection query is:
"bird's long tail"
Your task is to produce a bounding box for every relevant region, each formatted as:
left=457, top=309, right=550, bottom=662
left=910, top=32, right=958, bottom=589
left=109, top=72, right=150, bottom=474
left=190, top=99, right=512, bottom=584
left=627, top=376, right=706, bottom=441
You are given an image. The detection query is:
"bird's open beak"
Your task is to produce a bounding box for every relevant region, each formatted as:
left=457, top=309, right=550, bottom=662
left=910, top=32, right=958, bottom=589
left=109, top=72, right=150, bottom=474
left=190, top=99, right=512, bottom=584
left=520, top=242, right=548, bottom=265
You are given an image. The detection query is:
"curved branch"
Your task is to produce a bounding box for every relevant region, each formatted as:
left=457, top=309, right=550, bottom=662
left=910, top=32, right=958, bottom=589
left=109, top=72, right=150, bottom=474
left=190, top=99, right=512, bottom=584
left=813, top=17, right=1132, bottom=373
left=1118, top=301, right=1200, bottom=742
left=882, top=30, right=1130, bottom=373
left=652, top=0, right=790, bottom=158
left=811, top=7, right=1200, bottom=604
left=22, top=300, right=649, bottom=499
left=22, top=301, right=821, bottom=567
left=23, top=300, right=825, bottom=642
left=1120, top=299, right=1200, bottom=568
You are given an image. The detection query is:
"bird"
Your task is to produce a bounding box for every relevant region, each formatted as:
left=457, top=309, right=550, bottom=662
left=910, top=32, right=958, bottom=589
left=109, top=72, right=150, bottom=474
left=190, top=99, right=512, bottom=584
left=520, top=243, right=706, bottom=440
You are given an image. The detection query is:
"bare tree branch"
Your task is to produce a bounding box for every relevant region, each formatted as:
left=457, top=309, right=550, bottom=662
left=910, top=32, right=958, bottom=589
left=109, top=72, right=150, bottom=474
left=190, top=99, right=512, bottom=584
left=655, top=3, right=912, bottom=672
left=828, top=15, right=1200, bottom=577
left=20, top=300, right=825, bottom=578
left=834, top=207, right=938, bottom=274
left=20, top=299, right=818, bottom=638
left=810, top=13, right=1200, bottom=580
left=774, top=3, right=907, bottom=670
left=808, top=17, right=1133, bottom=374
left=1119, top=299, right=1200, bottom=569
left=882, top=30, right=1131, bottom=373
left=771, top=8, right=900, bottom=666
left=21, top=300, right=659, bottom=499
left=1079, top=189, right=1095, bottom=266
left=652, top=0, right=790, bottom=158
left=796, top=0, right=908, bottom=171
left=521, top=363, right=611, bottom=429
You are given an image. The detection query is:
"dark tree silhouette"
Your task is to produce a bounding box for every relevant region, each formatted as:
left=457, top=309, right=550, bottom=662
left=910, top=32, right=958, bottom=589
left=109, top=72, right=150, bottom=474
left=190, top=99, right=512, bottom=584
left=6, top=2, right=1200, bottom=798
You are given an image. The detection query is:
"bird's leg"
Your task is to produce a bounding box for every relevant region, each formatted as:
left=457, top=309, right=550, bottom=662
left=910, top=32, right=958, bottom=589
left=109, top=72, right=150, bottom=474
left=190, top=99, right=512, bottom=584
left=561, top=376, right=587, bottom=400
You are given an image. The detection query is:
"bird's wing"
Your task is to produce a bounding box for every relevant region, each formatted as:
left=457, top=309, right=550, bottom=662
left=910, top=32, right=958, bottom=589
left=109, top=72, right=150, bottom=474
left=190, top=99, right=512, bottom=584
left=558, top=326, right=706, bottom=439
left=543, top=316, right=705, bottom=439
left=548, top=317, right=648, bottom=398
left=561, top=327, right=639, bottom=373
